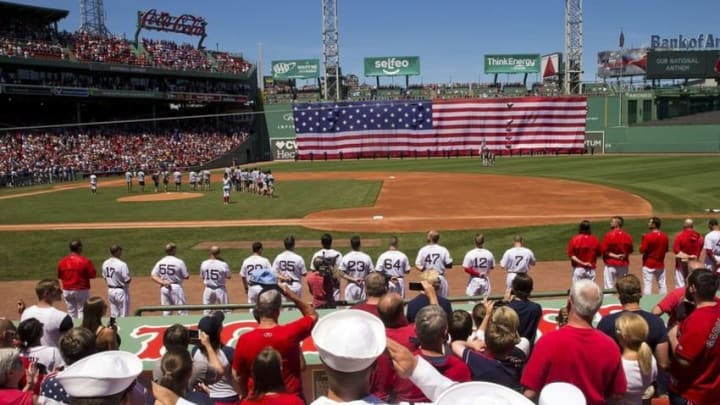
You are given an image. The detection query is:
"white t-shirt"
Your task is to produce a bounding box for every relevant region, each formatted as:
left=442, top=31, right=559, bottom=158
left=101, top=257, right=131, bottom=288
left=200, top=259, right=231, bottom=288
left=192, top=346, right=237, bottom=399
left=462, top=248, right=495, bottom=277
left=703, top=230, right=720, bottom=268
left=20, top=306, right=71, bottom=348
left=150, top=255, right=189, bottom=284
left=375, top=249, right=410, bottom=278
left=340, top=251, right=374, bottom=280
left=273, top=251, right=307, bottom=282
left=310, top=249, right=343, bottom=270
left=614, top=357, right=657, bottom=405
left=240, top=255, right=272, bottom=280
left=21, top=346, right=65, bottom=372
left=89, top=174, right=97, bottom=186
left=500, top=246, right=536, bottom=274
left=415, top=244, right=453, bottom=274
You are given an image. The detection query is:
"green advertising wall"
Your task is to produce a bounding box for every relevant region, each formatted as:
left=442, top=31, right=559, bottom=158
left=605, top=125, right=720, bottom=153
left=364, top=56, right=420, bottom=76
left=264, top=103, right=297, bottom=160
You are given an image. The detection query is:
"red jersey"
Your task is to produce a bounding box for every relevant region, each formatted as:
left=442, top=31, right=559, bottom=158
left=601, top=229, right=634, bottom=267
left=393, top=350, right=471, bottom=403
left=370, top=324, right=418, bottom=400
left=567, top=234, right=602, bottom=268
left=350, top=302, right=380, bottom=318
left=521, top=326, right=626, bottom=405
left=670, top=303, right=720, bottom=404
left=240, top=393, right=304, bottom=405
left=232, top=315, right=315, bottom=396
left=306, top=272, right=334, bottom=308
left=640, top=230, right=669, bottom=270
left=672, top=229, right=704, bottom=269
left=655, top=287, right=686, bottom=329
left=57, top=253, right=96, bottom=290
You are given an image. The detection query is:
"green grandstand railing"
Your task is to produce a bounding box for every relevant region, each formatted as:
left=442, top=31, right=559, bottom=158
left=132, top=288, right=618, bottom=316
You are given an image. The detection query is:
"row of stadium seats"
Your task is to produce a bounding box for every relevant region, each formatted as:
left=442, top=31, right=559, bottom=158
left=0, top=30, right=252, bottom=75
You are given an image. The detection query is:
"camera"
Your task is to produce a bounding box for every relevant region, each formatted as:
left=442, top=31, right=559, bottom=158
left=188, top=329, right=200, bottom=345
left=408, top=282, right=424, bottom=291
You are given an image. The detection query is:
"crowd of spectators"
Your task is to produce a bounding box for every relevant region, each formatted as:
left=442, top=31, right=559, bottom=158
left=0, top=25, right=253, bottom=75
left=0, top=122, right=250, bottom=187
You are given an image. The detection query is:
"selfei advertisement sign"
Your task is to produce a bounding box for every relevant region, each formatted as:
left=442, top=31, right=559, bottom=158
left=484, top=54, right=541, bottom=74
left=364, top=56, right=421, bottom=76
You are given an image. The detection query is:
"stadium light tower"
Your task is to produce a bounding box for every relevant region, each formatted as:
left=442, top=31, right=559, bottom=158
left=322, top=0, right=341, bottom=101
left=79, top=0, right=109, bottom=37
left=564, top=0, right=583, bottom=94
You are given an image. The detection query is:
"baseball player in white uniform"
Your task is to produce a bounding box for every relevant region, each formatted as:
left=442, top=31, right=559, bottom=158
left=124, top=170, right=133, bottom=192
left=150, top=243, right=190, bottom=316
left=340, top=236, right=374, bottom=301
left=415, top=230, right=453, bottom=298
left=462, top=234, right=495, bottom=297
left=704, top=218, right=720, bottom=271
left=499, top=235, right=536, bottom=290
left=137, top=169, right=146, bottom=192
left=89, top=173, right=97, bottom=194
left=101, top=244, right=132, bottom=318
left=310, top=233, right=343, bottom=301
left=272, top=236, right=307, bottom=303
left=375, top=236, right=410, bottom=297
left=202, top=169, right=211, bottom=191
left=222, top=173, right=232, bottom=205
left=200, top=246, right=231, bottom=314
left=240, top=242, right=273, bottom=305
left=189, top=170, right=197, bottom=191
left=173, top=170, right=182, bottom=192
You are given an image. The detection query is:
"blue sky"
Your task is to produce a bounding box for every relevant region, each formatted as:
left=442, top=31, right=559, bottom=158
left=19, top=0, right=720, bottom=84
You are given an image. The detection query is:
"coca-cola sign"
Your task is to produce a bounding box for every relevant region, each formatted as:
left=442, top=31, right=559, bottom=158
left=139, top=9, right=207, bottom=37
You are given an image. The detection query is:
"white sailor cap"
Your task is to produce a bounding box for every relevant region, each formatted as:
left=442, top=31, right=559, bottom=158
left=435, top=381, right=534, bottom=405
left=56, top=351, right=142, bottom=398
left=539, top=382, right=586, bottom=405
left=311, top=309, right=386, bottom=373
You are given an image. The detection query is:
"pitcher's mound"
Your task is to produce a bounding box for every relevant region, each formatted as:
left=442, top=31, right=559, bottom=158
left=117, top=192, right=203, bottom=202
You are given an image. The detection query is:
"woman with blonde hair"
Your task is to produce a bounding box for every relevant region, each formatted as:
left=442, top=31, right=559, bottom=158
left=614, top=312, right=657, bottom=405
left=80, top=296, right=118, bottom=351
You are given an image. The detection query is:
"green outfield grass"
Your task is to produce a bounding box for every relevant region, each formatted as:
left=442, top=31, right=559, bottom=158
left=0, top=155, right=717, bottom=281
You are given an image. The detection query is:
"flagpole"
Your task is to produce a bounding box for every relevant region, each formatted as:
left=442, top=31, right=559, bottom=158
left=618, top=29, right=624, bottom=127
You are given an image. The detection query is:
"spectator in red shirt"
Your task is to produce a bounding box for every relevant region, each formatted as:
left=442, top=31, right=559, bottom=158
left=567, top=220, right=602, bottom=284
left=640, top=217, right=670, bottom=295
left=56, top=240, right=96, bottom=320
left=306, top=257, right=336, bottom=309
left=239, top=347, right=304, bottom=405
left=672, top=218, right=704, bottom=288
left=601, top=216, right=634, bottom=290
left=393, top=305, right=471, bottom=403
left=351, top=272, right=388, bottom=318
left=231, top=281, right=317, bottom=402
left=521, top=280, right=626, bottom=404
left=651, top=260, right=707, bottom=330
left=668, top=269, right=720, bottom=405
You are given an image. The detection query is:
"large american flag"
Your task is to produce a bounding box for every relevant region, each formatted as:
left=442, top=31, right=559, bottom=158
left=293, top=96, right=587, bottom=159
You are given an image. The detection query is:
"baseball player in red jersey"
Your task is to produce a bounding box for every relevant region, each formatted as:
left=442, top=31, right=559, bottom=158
left=567, top=220, right=602, bottom=283
left=57, top=240, right=97, bottom=319
left=601, top=216, right=634, bottom=289
left=672, top=218, right=704, bottom=288
left=640, top=216, right=669, bottom=294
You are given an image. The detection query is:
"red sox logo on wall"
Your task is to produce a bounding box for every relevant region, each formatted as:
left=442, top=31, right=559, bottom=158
left=131, top=304, right=623, bottom=361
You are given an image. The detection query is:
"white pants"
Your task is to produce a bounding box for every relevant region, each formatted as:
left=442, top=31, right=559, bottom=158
left=388, top=277, right=405, bottom=298
left=438, top=274, right=449, bottom=298
left=675, top=269, right=686, bottom=288
left=572, top=267, right=596, bottom=284
left=603, top=265, right=628, bottom=289
left=202, top=286, right=228, bottom=315
left=505, top=272, right=526, bottom=290
left=63, top=289, right=89, bottom=319
left=281, top=281, right=303, bottom=306
left=107, top=288, right=130, bottom=318
left=247, top=285, right=263, bottom=305
left=642, top=267, right=667, bottom=295
left=465, top=276, right=490, bottom=297
left=161, top=284, right=187, bottom=316
left=344, top=282, right=366, bottom=302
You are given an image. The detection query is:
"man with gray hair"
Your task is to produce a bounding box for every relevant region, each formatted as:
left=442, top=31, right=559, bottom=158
left=231, top=280, right=317, bottom=401
left=521, top=280, right=626, bottom=405
left=393, top=305, right=471, bottom=403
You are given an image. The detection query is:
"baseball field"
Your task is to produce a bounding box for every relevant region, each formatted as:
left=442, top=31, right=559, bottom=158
left=0, top=154, right=717, bottom=319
